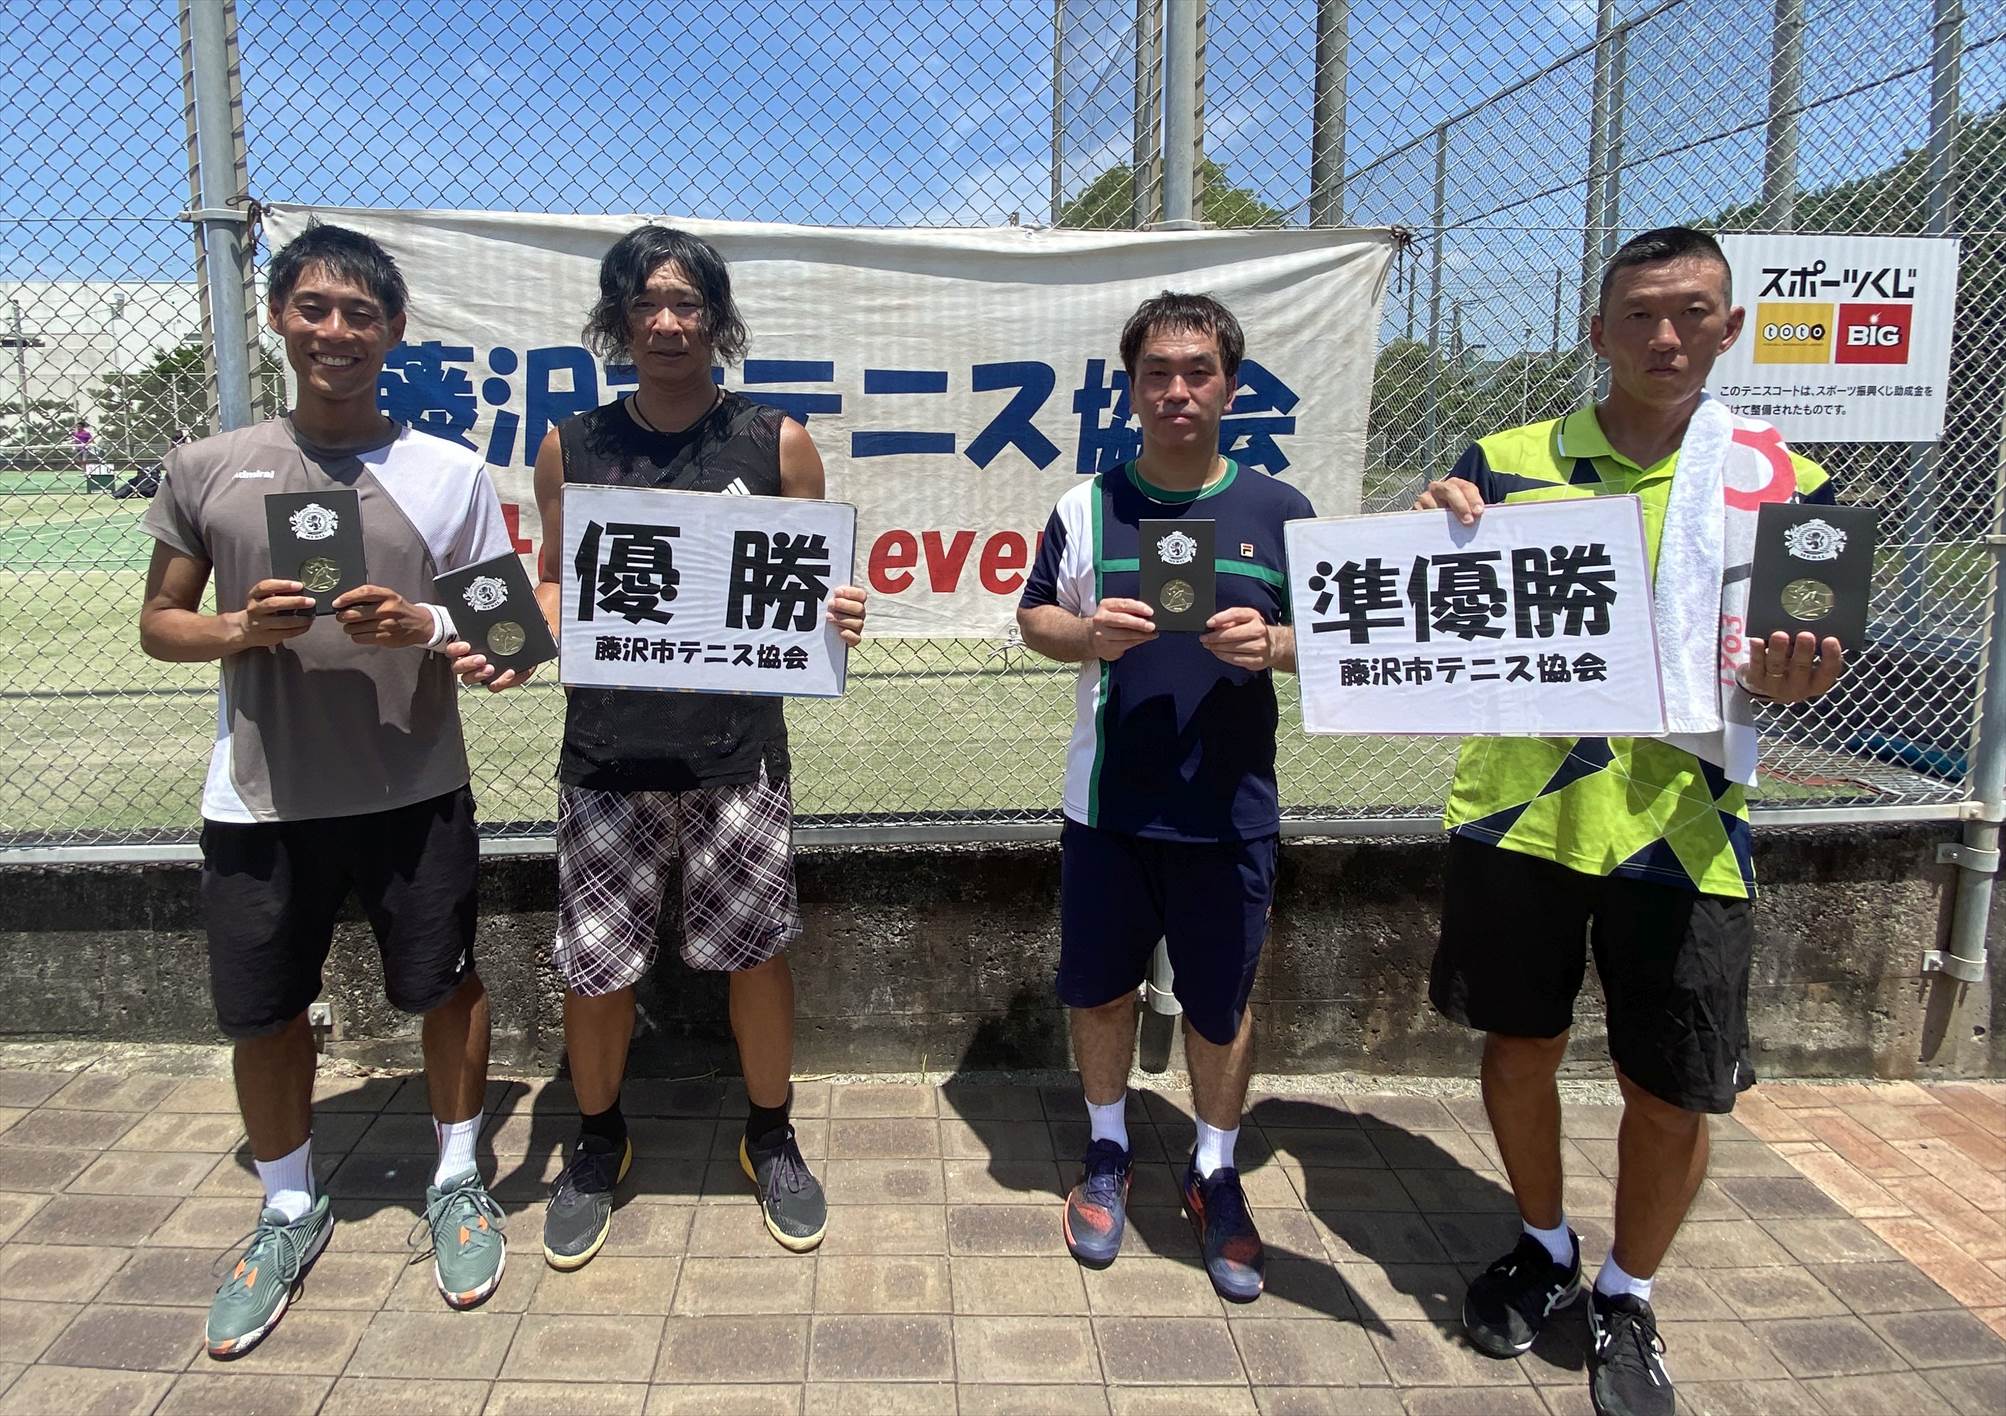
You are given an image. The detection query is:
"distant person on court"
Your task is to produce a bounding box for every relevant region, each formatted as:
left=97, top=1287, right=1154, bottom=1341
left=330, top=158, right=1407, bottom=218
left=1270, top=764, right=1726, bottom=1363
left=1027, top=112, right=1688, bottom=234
left=1017, top=291, right=1312, bottom=1302
left=139, top=222, right=528, bottom=1358
left=488, top=224, right=866, bottom=1272
left=1415, top=226, right=1845, bottom=1416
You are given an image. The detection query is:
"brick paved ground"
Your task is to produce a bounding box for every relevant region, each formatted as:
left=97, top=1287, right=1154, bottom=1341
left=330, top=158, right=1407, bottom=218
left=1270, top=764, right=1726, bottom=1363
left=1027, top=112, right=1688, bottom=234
left=0, top=1066, right=2002, bottom=1414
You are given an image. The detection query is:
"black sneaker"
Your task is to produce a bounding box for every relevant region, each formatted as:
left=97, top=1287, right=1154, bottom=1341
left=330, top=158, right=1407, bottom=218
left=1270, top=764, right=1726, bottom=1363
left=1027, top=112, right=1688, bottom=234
left=1062, top=1138, right=1133, bottom=1268
left=1587, top=1289, right=1674, bottom=1416
left=542, top=1133, right=631, bottom=1271
left=1462, top=1230, right=1582, bottom=1357
left=741, top=1125, right=827, bottom=1253
left=1180, top=1162, right=1265, bottom=1302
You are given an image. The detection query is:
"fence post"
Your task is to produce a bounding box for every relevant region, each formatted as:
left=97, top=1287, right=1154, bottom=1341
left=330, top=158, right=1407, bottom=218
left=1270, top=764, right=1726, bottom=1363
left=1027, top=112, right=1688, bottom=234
left=7, top=301, right=30, bottom=455
left=180, top=0, right=256, bottom=432
left=1051, top=0, right=1065, bottom=226
left=1578, top=0, right=1615, bottom=403
left=1421, top=123, right=1447, bottom=478
left=1309, top=0, right=1348, bottom=226
left=1600, top=20, right=1626, bottom=265
left=1898, top=0, right=1962, bottom=634
left=1930, top=414, right=2003, bottom=992
left=1762, top=0, right=1804, bottom=229
left=1159, top=0, right=1200, bottom=227
left=1132, top=0, right=1162, bottom=228
left=1928, top=0, right=1988, bottom=994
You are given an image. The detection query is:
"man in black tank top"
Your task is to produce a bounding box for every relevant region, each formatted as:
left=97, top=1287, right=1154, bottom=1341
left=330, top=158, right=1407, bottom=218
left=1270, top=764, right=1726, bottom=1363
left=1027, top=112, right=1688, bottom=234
left=468, top=227, right=866, bottom=1268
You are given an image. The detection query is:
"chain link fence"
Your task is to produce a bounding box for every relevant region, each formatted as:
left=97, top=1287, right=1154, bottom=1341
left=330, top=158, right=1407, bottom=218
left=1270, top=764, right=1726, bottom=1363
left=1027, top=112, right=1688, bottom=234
left=2, top=0, right=1999, bottom=849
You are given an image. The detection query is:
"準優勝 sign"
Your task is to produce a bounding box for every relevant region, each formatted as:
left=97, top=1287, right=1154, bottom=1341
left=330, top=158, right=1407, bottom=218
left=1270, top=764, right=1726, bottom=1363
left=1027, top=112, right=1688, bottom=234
left=560, top=484, right=856, bottom=698
left=1287, top=498, right=1665, bottom=736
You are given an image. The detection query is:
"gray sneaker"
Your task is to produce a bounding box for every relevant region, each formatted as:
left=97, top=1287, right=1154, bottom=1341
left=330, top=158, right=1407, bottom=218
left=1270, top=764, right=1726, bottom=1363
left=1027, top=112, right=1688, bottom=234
left=421, top=1169, right=507, bottom=1309
left=740, top=1126, right=827, bottom=1252
left=542, top=1134, right=631, bottom=1271
left=205, top=1195, right=333, bottom=1359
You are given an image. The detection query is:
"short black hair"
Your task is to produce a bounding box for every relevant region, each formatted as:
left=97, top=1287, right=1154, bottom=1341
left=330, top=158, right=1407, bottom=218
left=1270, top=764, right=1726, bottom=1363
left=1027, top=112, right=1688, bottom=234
left=1120, top=291, right=1245, bottom=383
left=267, top=221, right=407, bottom=318
left=1598, top=225, right=1732, bottom=312
left=583, top=225, right=750, bottom=366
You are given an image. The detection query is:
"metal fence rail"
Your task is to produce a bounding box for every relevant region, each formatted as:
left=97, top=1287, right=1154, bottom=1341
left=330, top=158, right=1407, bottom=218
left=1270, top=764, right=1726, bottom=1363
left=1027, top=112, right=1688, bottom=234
left=2, top=0, right=2000, bottom=851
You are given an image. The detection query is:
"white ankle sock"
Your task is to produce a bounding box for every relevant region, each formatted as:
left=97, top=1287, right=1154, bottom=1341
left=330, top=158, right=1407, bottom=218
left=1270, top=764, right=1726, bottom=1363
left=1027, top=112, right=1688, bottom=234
left=1086, top=1094, right=1130, bottom=1151
left=434, top=1113, right=483, bottom=1186
left=255, top=1137, right=315, bottom=1222
left=1595, top=1254, right=1655, bottom=1302
left=1523, top=1217, right=1574, bottom=1267
left=1193, top=1120, right=1239, bottom=1177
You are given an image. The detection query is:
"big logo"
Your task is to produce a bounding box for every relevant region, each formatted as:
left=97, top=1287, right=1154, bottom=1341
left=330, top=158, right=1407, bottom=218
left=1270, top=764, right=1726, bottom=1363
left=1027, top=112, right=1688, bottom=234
left=1834, top=303, right=1912, bottom=365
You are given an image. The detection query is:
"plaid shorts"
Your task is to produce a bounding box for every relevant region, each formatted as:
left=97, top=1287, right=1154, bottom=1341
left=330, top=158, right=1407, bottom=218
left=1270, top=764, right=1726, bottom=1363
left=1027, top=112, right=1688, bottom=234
left=554, top=766, right=801, bottom=995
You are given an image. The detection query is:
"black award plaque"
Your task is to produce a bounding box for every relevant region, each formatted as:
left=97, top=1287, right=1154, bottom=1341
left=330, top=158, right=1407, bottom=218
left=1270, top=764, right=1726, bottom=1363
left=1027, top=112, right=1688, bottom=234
left=1746, top=502, right=1877, bottom=655
left=266, top=488, right=366, bottom=615
left=433, top=552, right=558, bottom=674
left=1138, top=518, right=1217, bottom=632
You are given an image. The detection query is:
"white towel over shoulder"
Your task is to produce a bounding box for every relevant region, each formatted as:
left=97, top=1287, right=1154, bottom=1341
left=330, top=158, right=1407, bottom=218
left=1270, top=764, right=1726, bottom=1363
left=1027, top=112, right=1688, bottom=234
left=1651, top=395, right=1795, bottom=787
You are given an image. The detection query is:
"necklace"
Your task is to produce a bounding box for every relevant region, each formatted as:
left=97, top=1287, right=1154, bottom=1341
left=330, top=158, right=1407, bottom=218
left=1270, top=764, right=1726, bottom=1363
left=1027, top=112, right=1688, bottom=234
left=630, top=385, right=721, bottom=435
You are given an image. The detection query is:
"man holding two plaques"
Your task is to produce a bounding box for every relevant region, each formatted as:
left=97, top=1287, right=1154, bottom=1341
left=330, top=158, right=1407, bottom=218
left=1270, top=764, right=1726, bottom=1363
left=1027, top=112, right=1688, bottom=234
left=481, top=225, right=866, bottom=1270
left=139, top=224, right=525, bottom=1357
left=1414, top=227, right=1847, bottom=1416
left=1018, top=293, right=1312, bottom=1300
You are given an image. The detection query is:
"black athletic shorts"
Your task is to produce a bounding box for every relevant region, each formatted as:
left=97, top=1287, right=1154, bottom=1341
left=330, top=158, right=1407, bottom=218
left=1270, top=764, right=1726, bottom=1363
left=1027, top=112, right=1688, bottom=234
left=199, top=787, right=479, bottom=1039
left=1429, top=834, right=1755, bottom=1114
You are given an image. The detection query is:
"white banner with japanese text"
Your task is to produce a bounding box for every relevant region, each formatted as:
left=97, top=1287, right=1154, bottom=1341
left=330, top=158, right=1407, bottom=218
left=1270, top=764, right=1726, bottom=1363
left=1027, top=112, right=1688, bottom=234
left=1287, top=498, right=1666, bottom=736
left=263, top=205, right=1396, bottom=637
left=1712, top=233, right=1959, bottom=443
left=559, top=484, right=855, bottom=698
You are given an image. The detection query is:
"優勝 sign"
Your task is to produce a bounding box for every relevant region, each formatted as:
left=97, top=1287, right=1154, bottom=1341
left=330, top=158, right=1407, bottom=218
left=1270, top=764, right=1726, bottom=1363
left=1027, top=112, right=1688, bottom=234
left=1287, top=498, right=1666, bottom=736
left=559, top=484, right=856, bottom=698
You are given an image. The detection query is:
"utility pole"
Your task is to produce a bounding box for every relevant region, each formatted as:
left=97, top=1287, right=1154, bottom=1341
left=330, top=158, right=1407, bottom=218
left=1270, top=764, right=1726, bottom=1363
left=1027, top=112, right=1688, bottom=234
left=7, top=301, right=30, bottom=454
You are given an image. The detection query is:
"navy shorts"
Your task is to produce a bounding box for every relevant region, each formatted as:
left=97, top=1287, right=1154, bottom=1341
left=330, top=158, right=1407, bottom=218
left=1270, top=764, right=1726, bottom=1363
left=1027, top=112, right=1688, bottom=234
left=1056, top=820, right=1279, bottom=1046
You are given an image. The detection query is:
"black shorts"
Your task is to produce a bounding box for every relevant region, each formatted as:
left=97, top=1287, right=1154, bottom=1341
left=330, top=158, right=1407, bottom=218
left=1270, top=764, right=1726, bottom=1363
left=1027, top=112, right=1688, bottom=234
left=1056, top=820, right=1278, bottom=1047
left=1429, top=834, right=1755, bottom=1114
left=200, top=787, right=479, bottom=1039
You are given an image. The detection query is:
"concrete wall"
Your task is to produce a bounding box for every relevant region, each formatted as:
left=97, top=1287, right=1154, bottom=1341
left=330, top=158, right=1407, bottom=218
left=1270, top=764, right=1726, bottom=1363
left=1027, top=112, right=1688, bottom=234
left=2, top=822, right=1998, bottom=1080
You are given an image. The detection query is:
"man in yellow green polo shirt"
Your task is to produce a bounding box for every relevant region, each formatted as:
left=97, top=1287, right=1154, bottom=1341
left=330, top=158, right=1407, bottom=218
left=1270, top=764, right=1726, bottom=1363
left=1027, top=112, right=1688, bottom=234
left=1415, top=227, right=1846, bottom=1416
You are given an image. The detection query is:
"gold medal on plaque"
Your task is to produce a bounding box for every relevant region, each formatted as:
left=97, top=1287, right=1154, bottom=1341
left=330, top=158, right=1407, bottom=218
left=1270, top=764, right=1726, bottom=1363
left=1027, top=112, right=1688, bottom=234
left=1781, top=577, right=1835, bottom=622
left=487, top=621, right=527, bottom=657
left=1160, top=579, right=1195, bottom=614
left=299, top=556, right=341, bottom=593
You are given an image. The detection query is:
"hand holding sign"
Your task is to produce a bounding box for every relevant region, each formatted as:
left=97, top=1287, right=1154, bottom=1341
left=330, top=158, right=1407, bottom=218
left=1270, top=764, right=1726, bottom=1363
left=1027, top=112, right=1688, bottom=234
left=826, top=585, right=868, bottom=646
left=1413, top=476, right=1486, bottom=525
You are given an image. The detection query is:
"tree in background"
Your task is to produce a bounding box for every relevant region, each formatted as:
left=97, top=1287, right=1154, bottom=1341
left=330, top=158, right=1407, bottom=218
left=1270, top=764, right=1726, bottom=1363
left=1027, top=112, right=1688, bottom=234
left=1058, top=158, right=1287, bottom=229
left=91, top=340, right=286, bottom=459
left=0, top=396, right=83, bottom=456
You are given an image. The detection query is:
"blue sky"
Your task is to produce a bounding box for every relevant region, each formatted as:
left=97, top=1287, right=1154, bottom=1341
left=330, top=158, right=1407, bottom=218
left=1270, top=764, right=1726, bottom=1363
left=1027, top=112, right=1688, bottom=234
left=5, top=0, right=2000, bottom=357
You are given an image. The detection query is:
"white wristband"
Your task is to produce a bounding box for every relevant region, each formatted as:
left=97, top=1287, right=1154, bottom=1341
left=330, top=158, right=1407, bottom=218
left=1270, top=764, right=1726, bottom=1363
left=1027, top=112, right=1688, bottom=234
left=422, top=603, right=454, bottom=652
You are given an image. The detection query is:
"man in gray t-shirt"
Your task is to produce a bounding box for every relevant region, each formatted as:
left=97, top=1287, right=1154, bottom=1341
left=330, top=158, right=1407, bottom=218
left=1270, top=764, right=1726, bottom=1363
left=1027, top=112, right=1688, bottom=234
left=139, top=224, right=527, bottom=1360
